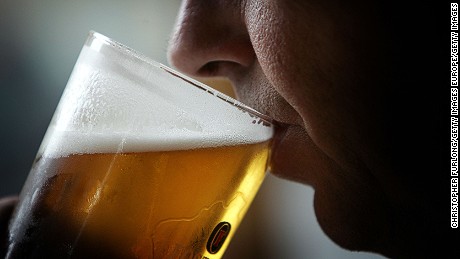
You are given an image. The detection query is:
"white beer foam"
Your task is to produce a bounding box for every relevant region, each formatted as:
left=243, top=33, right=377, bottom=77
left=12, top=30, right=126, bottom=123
left=40, top=44, right=272, bottom=158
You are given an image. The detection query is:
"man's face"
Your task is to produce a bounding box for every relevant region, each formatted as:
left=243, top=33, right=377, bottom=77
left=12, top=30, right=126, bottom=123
left=169, top=0, right=401, bottom=255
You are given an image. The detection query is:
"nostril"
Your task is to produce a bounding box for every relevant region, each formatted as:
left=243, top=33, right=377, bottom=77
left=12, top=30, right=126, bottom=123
left=197, top=60, right=245, bottom=78
left=198, top=61, right=220, bottom=77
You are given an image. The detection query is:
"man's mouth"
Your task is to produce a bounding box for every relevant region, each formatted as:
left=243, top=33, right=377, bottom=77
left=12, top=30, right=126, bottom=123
left=268, top=120, right=289, bottom=164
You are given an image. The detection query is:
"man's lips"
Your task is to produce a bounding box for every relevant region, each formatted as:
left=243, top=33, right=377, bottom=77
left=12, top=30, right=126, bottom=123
left=269, top=120, right=290, bottom=168
left=265, top=120, right=322, bottom=186
left=271, top=120, right=289, bottom=146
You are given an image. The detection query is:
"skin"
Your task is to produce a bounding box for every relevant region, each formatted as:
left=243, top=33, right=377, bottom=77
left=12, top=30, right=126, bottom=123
left=0, top=1, right=447, bottom=258
left=168, top=0, right=445, bottom=258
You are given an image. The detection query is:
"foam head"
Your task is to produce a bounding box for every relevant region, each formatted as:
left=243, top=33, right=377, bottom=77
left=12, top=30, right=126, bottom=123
left=40, top=31, right=273, bottom=157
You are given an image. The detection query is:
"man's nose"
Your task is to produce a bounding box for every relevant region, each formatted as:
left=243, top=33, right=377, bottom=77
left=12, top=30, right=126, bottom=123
left=167, top=0, right=255, bottom=78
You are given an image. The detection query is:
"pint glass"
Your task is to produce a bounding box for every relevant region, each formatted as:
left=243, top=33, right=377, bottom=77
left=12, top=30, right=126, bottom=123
left=6, top=31, right=273, bottom=258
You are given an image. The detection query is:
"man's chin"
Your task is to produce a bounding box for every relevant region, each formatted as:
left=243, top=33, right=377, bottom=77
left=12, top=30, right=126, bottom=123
left=312, top=186, right=393, bottom=258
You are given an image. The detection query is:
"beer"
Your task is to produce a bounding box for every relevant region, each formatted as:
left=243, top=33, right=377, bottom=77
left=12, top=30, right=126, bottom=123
left=6, top=31, right=274, bottom=258
left=7, top=140, right=270, bottom=258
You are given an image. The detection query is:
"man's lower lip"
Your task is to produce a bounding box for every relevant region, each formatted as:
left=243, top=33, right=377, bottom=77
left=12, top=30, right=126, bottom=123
left=270, top=122, right=289, bottom=162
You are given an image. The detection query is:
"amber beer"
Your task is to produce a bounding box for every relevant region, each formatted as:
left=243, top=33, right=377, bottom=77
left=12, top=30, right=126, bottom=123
left=6, top=31, right=273, bottom=258
left=7, top=140, right=270, bottom=258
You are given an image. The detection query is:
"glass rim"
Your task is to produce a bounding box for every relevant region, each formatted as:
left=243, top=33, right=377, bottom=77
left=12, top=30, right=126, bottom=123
left=87, top=30, right=273, bottom=127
